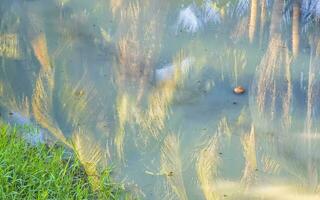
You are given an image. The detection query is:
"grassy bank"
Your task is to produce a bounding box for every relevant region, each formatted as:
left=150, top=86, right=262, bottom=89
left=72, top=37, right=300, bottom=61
left=0, top=124, right=126, bottom=199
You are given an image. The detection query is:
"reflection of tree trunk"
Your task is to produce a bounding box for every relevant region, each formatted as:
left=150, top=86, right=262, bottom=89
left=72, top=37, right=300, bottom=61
left=306, top=35, right=320, bottom=190
left=252, top=0, right=292, bottom=130
left=259, top=0, right=266, bottom=46
left=270, top=0, right=284, bottom=37
left=292, top=0, right=300, bottom=58
left=248, top=0, right=258, bottom=43
left=110, top=0, right=123, bottom=16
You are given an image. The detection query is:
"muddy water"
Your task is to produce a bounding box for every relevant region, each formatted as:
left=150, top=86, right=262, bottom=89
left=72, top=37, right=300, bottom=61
left=1, top=0, right=320, bottom=199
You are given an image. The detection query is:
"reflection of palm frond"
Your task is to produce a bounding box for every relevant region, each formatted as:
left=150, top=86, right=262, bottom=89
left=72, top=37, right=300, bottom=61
left=31, top=33, right=51, bottom=72
left=0, top=80, right=3, bottom=96
left=230, top=17, right=248, bottom=42
left=0, top=80, right=30, bottom=117
left=141, top=52, right=186, bottom=139
left=196, top=136, right=220, bottom=200
left=236, top=107, right=251, bottom=129
left=115, top=94, right=129, bottom=162
left=143, top=81, right=175, bottom=138
left=31, top=33, right=71, bottom=147
left=241, top=125, right=257, bottom=187
left=55, top=67, right=109, bottom=189
left=234, top=0, right=249, bottom=16
left=32, top=72, right=70, bottom=148
left=115, top=0, right=166, bottom=103
left=261, top=155, right=281, bottom=174
left=57, top=79, right=96, bottom=129
left=0, top=34, right=20, bottom=59
left=72, top=129, right=104, bottom=190
left=160, top=134, right=188, bottom=200
left=217, top=117, right=232, bottom=139
left=52, top=35, right=75, bottom=60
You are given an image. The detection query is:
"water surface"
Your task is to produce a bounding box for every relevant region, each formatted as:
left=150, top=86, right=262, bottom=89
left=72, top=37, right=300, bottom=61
left=1, top=0, right=320, bottom=199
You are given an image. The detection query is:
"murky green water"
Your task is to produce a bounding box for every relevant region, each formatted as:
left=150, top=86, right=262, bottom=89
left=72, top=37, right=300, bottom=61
left=1, top=0, right=320, bottom=199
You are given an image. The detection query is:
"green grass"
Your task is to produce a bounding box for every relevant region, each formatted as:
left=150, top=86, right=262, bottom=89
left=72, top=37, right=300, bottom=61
left=0, top=124, right=126, bottom=200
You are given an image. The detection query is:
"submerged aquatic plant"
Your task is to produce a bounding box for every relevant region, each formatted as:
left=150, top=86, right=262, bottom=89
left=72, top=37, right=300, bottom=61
left=160, top=134, right=188, bottom=200
left=196, top=136, right=221, bottom=200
